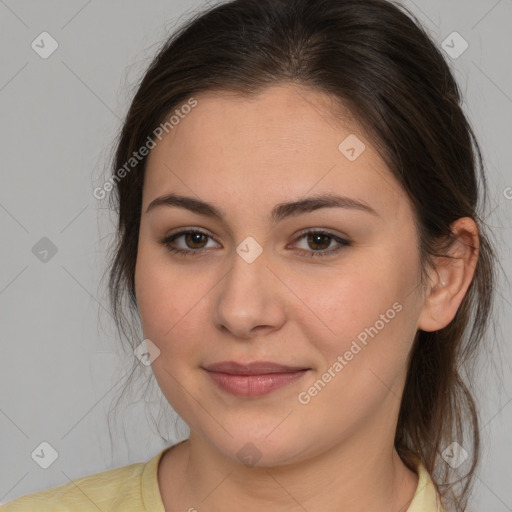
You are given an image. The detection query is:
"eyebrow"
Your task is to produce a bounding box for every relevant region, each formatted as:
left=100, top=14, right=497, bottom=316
left=146, top=192, right=379, bottom=224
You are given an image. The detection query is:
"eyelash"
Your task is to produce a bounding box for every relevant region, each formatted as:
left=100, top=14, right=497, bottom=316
left=160, top=229, right=350, bottom=258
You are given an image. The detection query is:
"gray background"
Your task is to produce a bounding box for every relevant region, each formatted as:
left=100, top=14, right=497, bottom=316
left=0, top=0, right=511, bottom=510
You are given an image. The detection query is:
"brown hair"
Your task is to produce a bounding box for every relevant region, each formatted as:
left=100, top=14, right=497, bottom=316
left=104, top=0, right=497, bottom=509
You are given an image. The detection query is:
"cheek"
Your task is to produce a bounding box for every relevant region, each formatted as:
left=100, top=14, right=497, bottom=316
left=135, top=255, right=174, bottom=339
left=134, top=247, right=214, bottom=367
left=289, top=261, right=396, bottom=342
left=290, top=249, right=419, bottom=378
left=135, top=248, right=186, bottom=346
left=134, top=250, right=205, bottom=417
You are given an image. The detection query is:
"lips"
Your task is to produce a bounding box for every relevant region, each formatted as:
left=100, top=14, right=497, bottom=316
left=204, top=361, right=309, bottom=375
left=203, top=361, right=310, bottom=397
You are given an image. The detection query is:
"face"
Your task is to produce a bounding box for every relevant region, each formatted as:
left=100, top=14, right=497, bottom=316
left=135, top=84, right=426, bottom=466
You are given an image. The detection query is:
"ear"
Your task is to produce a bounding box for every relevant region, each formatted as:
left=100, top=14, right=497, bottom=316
left=417, top=217, right=479, bottom=332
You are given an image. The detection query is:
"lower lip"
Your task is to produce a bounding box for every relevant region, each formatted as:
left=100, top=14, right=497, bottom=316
left=206, top=370, right=308, bottom=397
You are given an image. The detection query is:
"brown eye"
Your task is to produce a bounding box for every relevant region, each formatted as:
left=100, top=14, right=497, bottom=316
left=293, top=230, right=351, bottom=258
left=161, top=229, right=220, bottom=256
left=184, top=232, right=209, bottom=249
left=306, top=233, right=332, bottom=251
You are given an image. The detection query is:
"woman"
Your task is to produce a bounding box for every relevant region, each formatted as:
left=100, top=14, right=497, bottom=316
left=2, top=0, right=496, bottom=510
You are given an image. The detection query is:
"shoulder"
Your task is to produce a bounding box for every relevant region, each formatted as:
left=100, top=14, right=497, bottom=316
left=407, top=456, right=446, bottom=512
left=0, top=448, right=168, bottom=512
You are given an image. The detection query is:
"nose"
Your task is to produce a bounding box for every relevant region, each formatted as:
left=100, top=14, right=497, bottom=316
left=212, top=247, right=287, bottom=340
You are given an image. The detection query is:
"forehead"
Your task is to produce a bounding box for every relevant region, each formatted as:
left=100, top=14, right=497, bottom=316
left=143, top=84, right=408, bottom=223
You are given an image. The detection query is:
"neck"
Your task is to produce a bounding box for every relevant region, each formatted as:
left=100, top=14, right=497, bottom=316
left=159, top=432, right=418, bottom=512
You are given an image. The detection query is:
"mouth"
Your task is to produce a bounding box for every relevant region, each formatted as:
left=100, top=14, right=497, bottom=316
left=202, top=361, right=310, bottom=397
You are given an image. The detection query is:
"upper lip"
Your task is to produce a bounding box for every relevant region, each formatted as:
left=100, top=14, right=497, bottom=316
left=203, top=361, right=309, bottom=375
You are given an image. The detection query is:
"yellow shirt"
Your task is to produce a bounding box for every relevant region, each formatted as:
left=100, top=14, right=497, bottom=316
left=1, top=446, right=445, bottom=511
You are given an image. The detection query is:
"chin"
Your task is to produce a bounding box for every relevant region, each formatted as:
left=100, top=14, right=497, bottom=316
left=202, top=428, right=316, bottom=468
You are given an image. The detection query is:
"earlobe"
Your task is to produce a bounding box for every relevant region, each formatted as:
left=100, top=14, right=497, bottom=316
left=417, top=217, right=479, bottom=332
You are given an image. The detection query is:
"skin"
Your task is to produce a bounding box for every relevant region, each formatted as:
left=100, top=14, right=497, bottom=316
left=134, top=83, right=479, bottom=512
